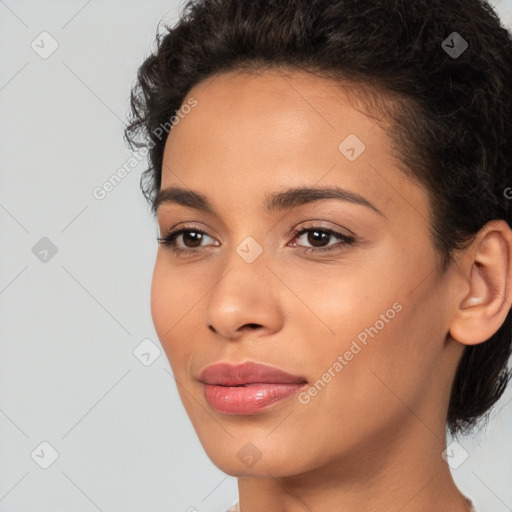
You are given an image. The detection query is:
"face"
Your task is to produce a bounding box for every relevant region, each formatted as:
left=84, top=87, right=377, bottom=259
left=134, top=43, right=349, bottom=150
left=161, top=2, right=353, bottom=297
left=151, top=68, right=463, bottom=477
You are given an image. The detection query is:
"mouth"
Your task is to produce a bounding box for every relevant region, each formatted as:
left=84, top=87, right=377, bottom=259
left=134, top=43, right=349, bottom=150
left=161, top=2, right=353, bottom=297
left=202, top=382, right=308, bottom=415
left=198, top=361, right=308, bottom=415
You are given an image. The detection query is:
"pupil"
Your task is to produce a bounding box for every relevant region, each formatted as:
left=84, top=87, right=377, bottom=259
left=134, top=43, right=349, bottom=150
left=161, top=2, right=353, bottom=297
left=184, top=231, right=202, bottom=247
left=308, top=230, right=328, bottom=247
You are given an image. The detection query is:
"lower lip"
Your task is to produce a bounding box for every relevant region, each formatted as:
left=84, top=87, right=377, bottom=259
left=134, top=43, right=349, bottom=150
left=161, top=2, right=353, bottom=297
left=203, top=382, right=307, bottom=415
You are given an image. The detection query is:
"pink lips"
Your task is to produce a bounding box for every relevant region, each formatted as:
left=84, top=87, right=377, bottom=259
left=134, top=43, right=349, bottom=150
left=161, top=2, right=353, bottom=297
left=199, top=361, right=307, bottom=415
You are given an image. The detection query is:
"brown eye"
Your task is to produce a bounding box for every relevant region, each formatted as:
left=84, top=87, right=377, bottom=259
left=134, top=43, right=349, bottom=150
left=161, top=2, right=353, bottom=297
left=179, top=230, right=205, bottom=248
left=304, top=229, right=331, bottom=247
left=291, top=227, right=355, bottom=253
left=157, top=226, right=219, bottom=256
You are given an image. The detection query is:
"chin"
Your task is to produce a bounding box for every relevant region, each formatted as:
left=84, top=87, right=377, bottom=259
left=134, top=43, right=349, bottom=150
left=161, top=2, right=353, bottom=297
left=198, top=434, right=310, bottom=478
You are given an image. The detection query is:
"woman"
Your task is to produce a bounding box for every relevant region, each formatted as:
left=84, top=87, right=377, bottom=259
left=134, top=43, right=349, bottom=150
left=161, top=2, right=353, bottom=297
left=125, top=0, right=512, bottom=510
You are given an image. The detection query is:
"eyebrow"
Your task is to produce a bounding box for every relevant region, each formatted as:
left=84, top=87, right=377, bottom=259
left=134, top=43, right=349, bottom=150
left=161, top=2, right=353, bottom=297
left=153, top=185, right=383, bottom=216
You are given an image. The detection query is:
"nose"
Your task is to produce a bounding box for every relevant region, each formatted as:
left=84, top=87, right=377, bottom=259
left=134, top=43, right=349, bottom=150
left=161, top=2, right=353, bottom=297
left=205, top=252, right=284, bottom=341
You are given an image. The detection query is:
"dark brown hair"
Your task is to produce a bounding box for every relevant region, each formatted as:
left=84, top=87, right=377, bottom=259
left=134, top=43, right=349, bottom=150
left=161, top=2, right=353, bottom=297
left=125, top=0, right=512, bottom=435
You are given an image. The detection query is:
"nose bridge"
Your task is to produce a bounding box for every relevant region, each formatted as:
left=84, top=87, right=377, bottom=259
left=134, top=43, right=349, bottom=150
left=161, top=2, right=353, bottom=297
left=205, top=232, right=283, bottom=337
left=234, top=233, right=266, bottom=266
left=214, top=232, right=270, bottom=298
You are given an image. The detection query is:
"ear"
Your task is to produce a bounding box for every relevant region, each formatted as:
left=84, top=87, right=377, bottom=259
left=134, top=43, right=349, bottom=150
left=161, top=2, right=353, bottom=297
left=449, top=220, right=512, bottom=346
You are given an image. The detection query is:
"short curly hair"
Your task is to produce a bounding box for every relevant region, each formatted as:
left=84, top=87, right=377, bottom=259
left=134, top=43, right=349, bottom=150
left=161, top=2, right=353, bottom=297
left=125, top=0, right=512, bottom=435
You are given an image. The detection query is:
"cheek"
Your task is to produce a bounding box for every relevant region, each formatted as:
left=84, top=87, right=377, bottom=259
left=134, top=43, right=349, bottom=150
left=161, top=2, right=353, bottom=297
left=278, top=257, right=401, bottom=351
left=311, top=280, right=446, bottom=431
left=150, top=259, right=191, bottom=368
left=150, top=260, right=169, bottom=341
left=286, top=249, right=442, bottom=404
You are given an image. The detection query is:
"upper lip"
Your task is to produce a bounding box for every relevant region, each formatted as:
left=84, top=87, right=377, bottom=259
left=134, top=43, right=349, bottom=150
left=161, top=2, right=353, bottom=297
left=199, top=361, right=307, bottom=386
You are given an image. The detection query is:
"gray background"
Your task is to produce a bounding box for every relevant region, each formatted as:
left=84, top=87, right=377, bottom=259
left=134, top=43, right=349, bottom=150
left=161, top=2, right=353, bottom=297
left=1, top=1, right=511, bottom=511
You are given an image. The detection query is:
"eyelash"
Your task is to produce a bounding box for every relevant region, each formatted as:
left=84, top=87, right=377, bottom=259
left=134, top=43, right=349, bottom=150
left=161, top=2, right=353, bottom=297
left=156, top=224, right=355, bottom=257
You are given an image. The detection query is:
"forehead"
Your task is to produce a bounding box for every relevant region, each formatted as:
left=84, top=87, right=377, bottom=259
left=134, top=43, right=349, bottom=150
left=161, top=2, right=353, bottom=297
left=170, top=68, right=382, bottom=149
left=160, top=68, right=428, bottom=224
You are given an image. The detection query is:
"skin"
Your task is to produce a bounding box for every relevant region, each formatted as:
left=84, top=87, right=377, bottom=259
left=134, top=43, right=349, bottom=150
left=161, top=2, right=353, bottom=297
left=150, top=67, right=512, bottom=512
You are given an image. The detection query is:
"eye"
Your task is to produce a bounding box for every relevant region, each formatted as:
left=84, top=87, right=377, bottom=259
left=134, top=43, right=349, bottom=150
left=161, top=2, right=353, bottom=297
left=289, top=226, right=355, bottom=254
left=157, top=224, right=219, bottom=256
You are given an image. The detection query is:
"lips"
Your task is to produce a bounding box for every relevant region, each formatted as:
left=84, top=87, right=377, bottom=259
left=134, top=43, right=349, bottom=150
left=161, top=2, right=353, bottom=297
left=199, top=361, right=307, bottom=386
left=198, top=361, right=308, bottom=415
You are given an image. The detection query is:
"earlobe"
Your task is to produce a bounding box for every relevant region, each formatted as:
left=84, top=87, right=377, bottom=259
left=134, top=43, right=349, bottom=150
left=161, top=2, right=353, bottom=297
left=449, top=221, right=512, bottom=346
